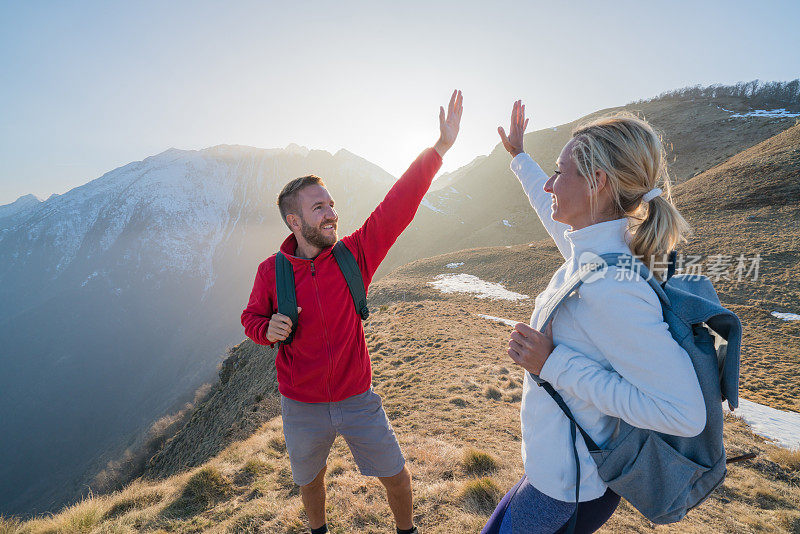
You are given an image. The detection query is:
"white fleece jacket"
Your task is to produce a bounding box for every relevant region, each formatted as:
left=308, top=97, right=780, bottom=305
left=511, top=152, right=706, bottom=502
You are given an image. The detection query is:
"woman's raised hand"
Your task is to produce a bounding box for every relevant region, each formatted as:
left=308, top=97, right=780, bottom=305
left=433, top=89, right=463, bottom=157
left=498, top=100, right=529, bottom=157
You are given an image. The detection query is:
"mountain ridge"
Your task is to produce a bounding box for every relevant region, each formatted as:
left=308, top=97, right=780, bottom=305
left=377, top=91, right=800, bottom=279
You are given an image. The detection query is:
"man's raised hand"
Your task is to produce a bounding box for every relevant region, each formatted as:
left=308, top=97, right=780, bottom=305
left=498, top=100, right=529, bottom=157
left=434, top=89, right=463, bottom=157
left=266, top=307, right=302, bottom=343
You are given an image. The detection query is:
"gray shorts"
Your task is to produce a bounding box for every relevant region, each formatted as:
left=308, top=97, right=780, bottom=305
left=280, top=387, right=406, bottom=486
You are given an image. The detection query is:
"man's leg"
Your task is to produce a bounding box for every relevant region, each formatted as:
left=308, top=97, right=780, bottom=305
left=280, top=395, right=336, bottom=532
left=336, top=388, right=415, bottom=531
left=300, top=465, right=328, bottom=530
left=378, top=465, right=413, bottom=531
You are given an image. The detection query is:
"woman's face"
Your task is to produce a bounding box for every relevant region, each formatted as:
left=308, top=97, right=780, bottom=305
left=544, top=138, right=594, bottom=230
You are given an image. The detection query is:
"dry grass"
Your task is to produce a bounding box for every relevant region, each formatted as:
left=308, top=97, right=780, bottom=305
left=102, top=491, right=162, bottom=520
left=483, top=385, right=503, bottom=401
left=767, top=448, right=800, bottom=472
left=161, top=466, right=233, bottom=518
left=4, top=302, right=799, bottom=532
left=462, top=449, right=499, bottom=477
left=460, top=477, right=502, bottom=515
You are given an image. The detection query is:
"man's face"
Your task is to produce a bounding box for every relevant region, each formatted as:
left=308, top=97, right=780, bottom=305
left=293, top=185, right=338, bottom=248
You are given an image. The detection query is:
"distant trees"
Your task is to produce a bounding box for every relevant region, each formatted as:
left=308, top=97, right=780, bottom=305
left=632, top=79, right=800, bottom=110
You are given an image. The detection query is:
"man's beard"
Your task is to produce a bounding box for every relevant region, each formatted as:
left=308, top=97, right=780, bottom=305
left=300, top=217, right=338, bottom=249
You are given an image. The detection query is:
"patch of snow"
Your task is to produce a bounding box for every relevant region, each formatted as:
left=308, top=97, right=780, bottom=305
left=733, top=398, right=800, bottom=450
left=724, top=108, right=800, bottom=118
left=477, top=314, right=520, bottom=327
left=772, top=311, right=800, bottom=321
left=502, top=219, right=512, bottom=227
left=446, top=262, right=464, bottom=268
left=421, top=197, right=444, bottom=214
left=429, top=273, right=529, bottom=301
left=552, top=127, right=557, bottom=131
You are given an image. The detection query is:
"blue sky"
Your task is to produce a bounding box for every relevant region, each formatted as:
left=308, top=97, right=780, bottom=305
left=1, top=0, right=798, bottom=204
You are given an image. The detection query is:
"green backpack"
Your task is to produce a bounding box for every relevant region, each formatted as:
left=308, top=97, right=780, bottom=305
left=275, top=240, right=369, bottom=345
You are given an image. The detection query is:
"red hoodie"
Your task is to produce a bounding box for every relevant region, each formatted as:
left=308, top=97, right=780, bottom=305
left=241, top=147, right=442, bottom=402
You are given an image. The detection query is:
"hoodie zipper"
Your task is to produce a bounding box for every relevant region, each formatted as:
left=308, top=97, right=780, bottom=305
left=310, top=261, right=334, bottom=401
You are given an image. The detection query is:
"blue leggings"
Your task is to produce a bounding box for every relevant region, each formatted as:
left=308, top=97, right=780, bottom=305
left=482, top=476, right=620, bottom=534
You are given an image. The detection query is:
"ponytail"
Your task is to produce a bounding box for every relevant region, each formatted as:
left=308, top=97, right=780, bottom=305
left=628, top=193, right=692, bottom=281
left=571, top=112, right=691, bottom=280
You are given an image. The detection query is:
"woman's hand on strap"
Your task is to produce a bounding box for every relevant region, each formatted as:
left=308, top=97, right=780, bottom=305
left=498, top=99, right=528, bottom=157
left=433, top=89, right=463, bottom=157
left=508, top=321, right=554, bottom=375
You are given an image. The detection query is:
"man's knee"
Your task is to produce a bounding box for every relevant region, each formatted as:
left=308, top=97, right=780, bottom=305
left=379, top=465, right=411, bottom=492
left=301, top=464, right=327, bottom=490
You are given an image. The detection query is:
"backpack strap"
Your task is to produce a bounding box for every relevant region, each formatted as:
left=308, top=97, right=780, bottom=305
left=526, top=260, right=607, bottom=533
left=275, top=251, right=299, bottom=345
left=274, top=243, right=369, bottom=346
left=540, top=381, right=600, bottom=533
left=533, top=261, right=606, bottom=336
left=599, top=253, right=672, bottom=308
left=332, top=241, right=370, bottom=320
left=663, top=250, right=678, bottom=288
left=529, top=252, right=667, bottom=533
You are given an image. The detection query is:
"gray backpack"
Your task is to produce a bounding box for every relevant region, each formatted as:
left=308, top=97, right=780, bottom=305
left=530, top=252, right=741, bottom=531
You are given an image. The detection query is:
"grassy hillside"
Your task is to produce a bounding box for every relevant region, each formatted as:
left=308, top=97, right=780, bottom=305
left=4, top=123, right=800, bottom=533
left=675, top=123, right=800, bottom=410
left=2, top=300, right=798, bottom=533
left=143, top=343, right=281, bottom=480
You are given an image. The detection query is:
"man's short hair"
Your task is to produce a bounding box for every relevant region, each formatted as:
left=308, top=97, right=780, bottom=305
left=277, top=175, right=326, bottom=229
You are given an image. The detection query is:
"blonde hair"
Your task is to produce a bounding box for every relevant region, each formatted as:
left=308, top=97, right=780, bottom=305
left=570, top=112, right=691, bottom=280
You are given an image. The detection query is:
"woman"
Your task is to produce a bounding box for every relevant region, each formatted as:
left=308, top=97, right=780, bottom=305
left=482, top=102, right=706, bottom=534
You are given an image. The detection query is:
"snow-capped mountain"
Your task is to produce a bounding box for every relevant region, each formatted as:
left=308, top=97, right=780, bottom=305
left=0, top=144, right=395, bottom=314
left=0, top=193, right=42, bottom=220
left=0, top=143, right=399, bottom=517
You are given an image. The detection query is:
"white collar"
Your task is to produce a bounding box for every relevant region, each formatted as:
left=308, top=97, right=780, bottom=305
left=564, top=218, right=632, bottom=259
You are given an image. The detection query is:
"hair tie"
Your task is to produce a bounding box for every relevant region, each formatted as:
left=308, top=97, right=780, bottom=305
left=642, top=187, right=663, bottom=202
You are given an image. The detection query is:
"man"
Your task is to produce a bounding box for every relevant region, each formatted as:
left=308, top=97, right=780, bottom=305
left=241, top=90, right=463, bottom=534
